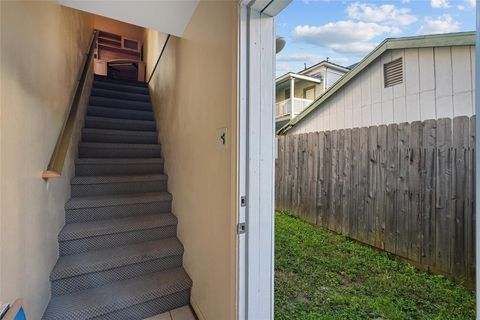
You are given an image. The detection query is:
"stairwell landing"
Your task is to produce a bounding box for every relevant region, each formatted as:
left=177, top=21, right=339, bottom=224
left=42, top=76, right=193, bottom=320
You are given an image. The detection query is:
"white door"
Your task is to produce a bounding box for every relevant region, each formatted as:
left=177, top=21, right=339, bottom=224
left=237, top=1, right=291, bottom=319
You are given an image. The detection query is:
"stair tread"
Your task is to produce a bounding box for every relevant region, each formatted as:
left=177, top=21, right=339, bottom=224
left=66, top=192, right=172, bottom=209
left=72, top=174, right=167, bottom=185
left=92, top=87, right=150, bottom=99
left=59, top=213, right=177, bottom=241
left=79, top=142, right=161, bottom=149
left=92, top=81, right=149, bottom=94
left=82, top=128, right=157, bottom=137
left=76, top=158, right=164, bottom=164
left=94, top=75, right=148, bottom=87
left=88, top=105, right=154, bottom=115
left=43, top=268, right=191, bottom=320
left=91, top=95, right=152, bottom=106
left=85, top=116, right=155, bottom=125
left=51, top=237, right=182, bottom=280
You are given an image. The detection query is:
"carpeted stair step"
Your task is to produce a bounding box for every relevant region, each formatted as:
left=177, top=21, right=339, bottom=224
left=71, top=174, right=167, bottom=197
left=87, top=105, right=154, bottom=121
left=82, top=128, right=158, bottom=144
left=75, top=158, right=164, bottom=176
left=52, top=237, right=183, bottom=295
left=94, top=74, right=148, bottom=88
left=84, top=116, right=156, bottom=132
left=91, top=88, right=151, bottom=103
left=79, top=142, right=161, bottom=158
left=59, top=213, right=177, bottom=255
left=93, top=80, right=149, bottom=95
left=65, top=192, right=172, bottom=223
left=42, top=267, right=192, bottom=320
left=90, top=96, right=152, bottom=111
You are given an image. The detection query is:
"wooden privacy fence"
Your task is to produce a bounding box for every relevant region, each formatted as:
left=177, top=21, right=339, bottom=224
left=275, top=116, right=476, bottom=285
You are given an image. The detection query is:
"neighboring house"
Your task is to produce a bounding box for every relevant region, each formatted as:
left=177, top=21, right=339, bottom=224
left=275, top=60, right=350, bottom=130
left=278, top=32, right=476, bottom=135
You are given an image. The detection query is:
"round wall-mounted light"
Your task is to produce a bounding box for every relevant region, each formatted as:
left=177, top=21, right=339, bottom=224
left=276, top=36, right=286, bottom=54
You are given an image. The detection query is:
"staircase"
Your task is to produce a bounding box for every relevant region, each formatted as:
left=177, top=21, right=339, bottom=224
left=42, top=76, right=192, bottom=320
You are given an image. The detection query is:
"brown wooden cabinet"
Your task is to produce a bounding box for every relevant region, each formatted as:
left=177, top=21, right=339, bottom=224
left=94, top=30, right=145, bottom=82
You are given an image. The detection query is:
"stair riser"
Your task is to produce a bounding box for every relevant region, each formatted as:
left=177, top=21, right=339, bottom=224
left=52, top=255, right=183, bottom=296
left=91, top=88, right=151, bottom=103
left=75, top=163, right=164, bottom=176
left=84, top=118, right=156, bottom=131
left=66, top=201, right=172, bottom=223
left=94, top=289, right=190, bottom=320
left=59, top=225, right=177, bottom=255
left=72, top=180, right=167, bottom=197
left=79, top=146, right=161, bottom=159
left=87, top=107, right=154, bottom=121
left=93, top=81, right=149, bottom=95
left=90, top=96, right=152, bottom=111
left=82, top=132, right=157, bottom=144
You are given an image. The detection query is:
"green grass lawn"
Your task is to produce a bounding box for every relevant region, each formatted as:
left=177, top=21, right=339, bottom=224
left=274, top=212, right=476, bottom=320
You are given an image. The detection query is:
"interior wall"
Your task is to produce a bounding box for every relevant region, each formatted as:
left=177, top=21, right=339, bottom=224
left=144, top=1, right=238, bottom=319
left=0, top=1, right=94, bottom=318
left=94, top=15, right=144, bottom=41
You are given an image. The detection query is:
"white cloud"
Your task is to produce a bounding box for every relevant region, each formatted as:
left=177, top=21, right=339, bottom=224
left=328, top=42, right=377, bottom=54
left=400, top=0, right=411, bottom=3
left=293, top=21, right=391, bottom=44
left=292, top=21, right=392, bottom=55
left=431, top=0, right=451, bottom=8
left=346, top=2, right=417, bottom=26
left=417, top=14, right=460, bottom=34
left=277, top=53, right=325, bottom=63
left=457, top=4, right=465, bottom=9
left=466, top=0, right=476, bottom=7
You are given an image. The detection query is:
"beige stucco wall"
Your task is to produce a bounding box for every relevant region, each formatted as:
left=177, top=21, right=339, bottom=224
left=0, top=1, right=94, bottom=318
left=143, top=1, right=238, bottom=319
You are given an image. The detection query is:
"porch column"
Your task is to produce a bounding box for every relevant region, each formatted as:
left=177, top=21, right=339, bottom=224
left=290, top=76, right=295, bottom=119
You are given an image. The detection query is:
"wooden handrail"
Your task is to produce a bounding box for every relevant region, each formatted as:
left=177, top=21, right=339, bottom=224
left=147, top=34, right=171, bottom=84
left=3, top=298, right=24, bottom=320
left=42, top=30, right=99, bottom=179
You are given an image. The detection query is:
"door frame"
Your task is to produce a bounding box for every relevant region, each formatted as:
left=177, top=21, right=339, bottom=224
left=237, top=1, right=291, bottom=319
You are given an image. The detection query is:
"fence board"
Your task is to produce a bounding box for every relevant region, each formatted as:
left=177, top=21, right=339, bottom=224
left=421, top=119, right=436, bottom=267
left=376, top=125, right=387, bottom=249
left=396, top=122, right=410, bottom=258
left=385, top=124, right=398, bottom=253
left=466, top=116, right=476, bottom=282
left=350, top=128, right=360, bottom=239
left=436, top=118, right=452, bottom=272
left=342, top=129, right=352, bottom=235
left=408, top=121, right=423, bottom=262
left=452, top=117, right=469, bottom=277
left=317, top=132, right=326, bottom=226
left=367, top=126, right=377, bottom=246
left=336, top=130, right=345, bottom=233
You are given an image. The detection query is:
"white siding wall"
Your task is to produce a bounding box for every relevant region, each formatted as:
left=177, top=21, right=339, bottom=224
left=326, top=68, right=345, bottom=89
left=290, top=45, right=475, bottom=134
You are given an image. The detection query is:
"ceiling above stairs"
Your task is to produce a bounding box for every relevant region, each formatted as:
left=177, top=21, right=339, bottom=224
left=58, top=0, right=199, bottom=36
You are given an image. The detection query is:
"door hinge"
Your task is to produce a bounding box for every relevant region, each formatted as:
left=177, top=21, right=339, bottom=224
left=237, top=222, right=246, bottom=234
left=240, top=196, right=247, bottom=207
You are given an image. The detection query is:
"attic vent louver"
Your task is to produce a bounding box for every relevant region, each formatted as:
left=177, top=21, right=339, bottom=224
left=383, top=58, right=403, bottom=87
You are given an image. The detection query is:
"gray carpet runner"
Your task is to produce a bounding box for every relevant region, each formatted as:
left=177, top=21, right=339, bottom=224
left=42, top=75, right=192, bottom=320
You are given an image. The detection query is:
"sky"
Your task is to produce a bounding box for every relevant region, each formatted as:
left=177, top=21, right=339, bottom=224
left=276, top=0, right=476, bottom=77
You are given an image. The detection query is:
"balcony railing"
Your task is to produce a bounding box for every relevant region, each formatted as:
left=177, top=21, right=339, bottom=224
left=275, top=98, right=313, bottom=118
